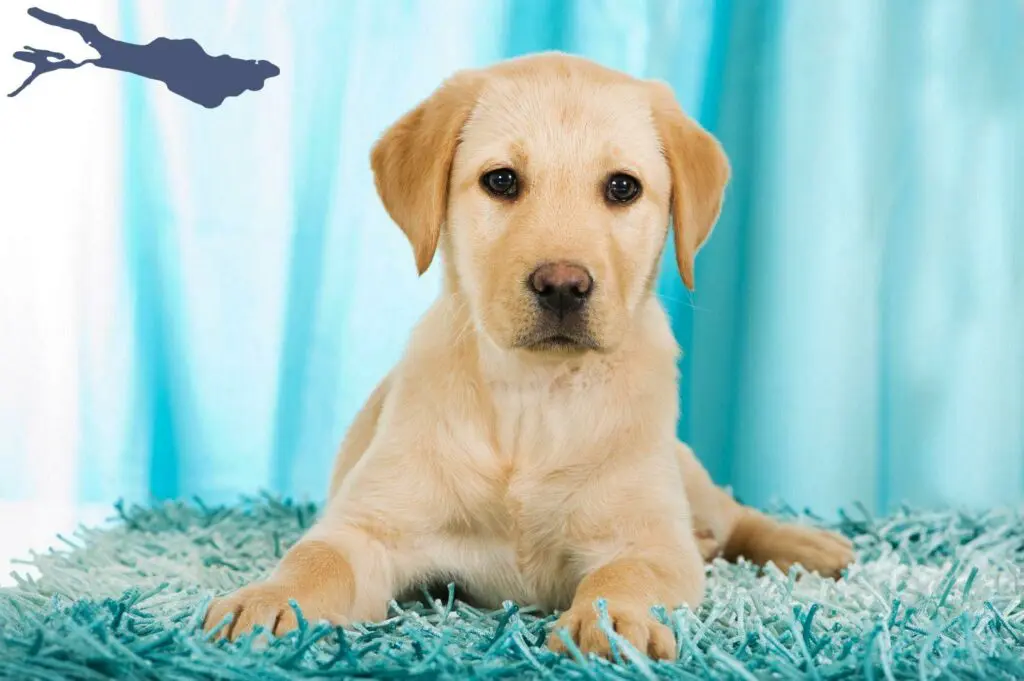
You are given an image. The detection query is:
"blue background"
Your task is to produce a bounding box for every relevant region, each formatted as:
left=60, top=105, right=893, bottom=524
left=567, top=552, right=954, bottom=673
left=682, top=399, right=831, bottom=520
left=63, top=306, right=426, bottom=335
left=2, top=0, right=1023, bottom=518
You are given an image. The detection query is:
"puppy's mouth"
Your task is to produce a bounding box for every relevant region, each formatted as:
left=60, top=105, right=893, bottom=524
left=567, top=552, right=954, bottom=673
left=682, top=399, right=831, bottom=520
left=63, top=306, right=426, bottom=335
left=515, top=330, right=600, bottom=353
left=508, top=306, right=601, bottom=354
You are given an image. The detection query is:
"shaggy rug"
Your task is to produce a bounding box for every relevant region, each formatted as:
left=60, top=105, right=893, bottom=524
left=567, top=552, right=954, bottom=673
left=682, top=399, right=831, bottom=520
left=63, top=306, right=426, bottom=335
left=0, top=496, right=1022, bottom=680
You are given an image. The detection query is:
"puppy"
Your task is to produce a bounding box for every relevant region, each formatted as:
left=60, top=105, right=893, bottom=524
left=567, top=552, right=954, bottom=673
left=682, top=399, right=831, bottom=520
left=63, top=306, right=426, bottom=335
left=204, top=52, right=852, bottom=660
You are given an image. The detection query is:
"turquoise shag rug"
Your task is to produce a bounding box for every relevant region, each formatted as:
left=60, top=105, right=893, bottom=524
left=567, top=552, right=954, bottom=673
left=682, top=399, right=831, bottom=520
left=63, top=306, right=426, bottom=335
left=1, top=496, right=1023, bottom=679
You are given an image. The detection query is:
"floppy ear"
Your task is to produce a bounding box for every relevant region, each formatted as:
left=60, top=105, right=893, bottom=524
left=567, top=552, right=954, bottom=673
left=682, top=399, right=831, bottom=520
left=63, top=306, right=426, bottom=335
left=370, top=72, right=482, bottom=275
left=647, top=82, right=731, bottom=291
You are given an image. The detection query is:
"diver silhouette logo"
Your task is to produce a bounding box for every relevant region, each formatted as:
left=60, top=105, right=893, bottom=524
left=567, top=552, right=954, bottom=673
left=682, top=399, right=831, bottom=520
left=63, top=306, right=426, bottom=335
left=8, top=7, right=280, bottom=108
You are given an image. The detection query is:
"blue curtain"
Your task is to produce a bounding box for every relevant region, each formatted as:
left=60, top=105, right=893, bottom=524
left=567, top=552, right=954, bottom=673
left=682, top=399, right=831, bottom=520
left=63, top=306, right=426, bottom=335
left=7, top=0, right=1020, bottom=516
left=682, top=0, right=1024, bottom=513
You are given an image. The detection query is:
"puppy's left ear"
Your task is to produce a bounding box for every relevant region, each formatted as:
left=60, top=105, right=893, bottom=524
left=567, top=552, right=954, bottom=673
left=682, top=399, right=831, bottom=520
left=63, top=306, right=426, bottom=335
left=371, top=71, right=482, bottom=275
left=647, top=81, right=731, bottom=291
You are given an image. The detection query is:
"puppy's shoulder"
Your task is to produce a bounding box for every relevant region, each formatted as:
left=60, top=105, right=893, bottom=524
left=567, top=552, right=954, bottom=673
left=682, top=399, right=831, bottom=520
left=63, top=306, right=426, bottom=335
left=387, top=296, right=484, bottom=408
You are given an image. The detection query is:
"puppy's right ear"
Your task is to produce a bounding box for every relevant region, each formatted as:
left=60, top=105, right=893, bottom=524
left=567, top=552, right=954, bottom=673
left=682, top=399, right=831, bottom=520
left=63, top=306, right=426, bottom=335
left=370, top=71, right=482, bottom=275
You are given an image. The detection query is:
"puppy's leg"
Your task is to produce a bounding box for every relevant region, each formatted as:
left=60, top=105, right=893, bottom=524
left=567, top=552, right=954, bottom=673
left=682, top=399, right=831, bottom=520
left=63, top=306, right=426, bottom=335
left=205, top=416, right=452, bottom=642
left=676, top=442, right=853, bottom=577
left=205, top=378, right=405, bottom=641
left=547, top=459, right=706, bottom=661
left=548, top=542, right=705, bottom=661
left=203, top=519, right=397, bottom=640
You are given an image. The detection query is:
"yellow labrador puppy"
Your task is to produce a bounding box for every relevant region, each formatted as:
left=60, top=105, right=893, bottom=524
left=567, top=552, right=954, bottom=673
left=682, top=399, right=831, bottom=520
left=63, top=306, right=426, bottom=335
left=204, top=52, right=852, bottom=659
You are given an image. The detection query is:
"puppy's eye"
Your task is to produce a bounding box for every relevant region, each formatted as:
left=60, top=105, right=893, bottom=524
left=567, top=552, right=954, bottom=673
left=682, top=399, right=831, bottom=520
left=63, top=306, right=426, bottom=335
left=481, top=168, right=518, bottom=198
left=606, top=173, right=641, bottom=204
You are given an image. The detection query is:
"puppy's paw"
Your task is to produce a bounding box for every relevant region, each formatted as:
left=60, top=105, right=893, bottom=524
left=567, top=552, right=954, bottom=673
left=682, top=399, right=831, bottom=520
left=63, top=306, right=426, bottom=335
left=203, top=581, right=346, bottom=641
left=763, top=523, right=854, bottom=578
left=547, top=603, right=677, bottom=661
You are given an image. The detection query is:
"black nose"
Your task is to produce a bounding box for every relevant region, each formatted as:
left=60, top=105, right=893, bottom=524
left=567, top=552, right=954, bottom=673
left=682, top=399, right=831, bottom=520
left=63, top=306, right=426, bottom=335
left=528, top=262, right=593, bottom=315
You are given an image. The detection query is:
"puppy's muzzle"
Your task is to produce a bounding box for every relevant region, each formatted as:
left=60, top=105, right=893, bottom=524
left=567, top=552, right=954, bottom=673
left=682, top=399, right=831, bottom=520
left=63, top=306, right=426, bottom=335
left=528, top=262, right=592, bottom=318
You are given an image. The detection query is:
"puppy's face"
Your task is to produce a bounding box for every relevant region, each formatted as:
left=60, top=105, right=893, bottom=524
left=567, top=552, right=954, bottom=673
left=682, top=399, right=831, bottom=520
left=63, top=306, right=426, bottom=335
left=372, top=54, right=730, bottom=355
left=447, top=67, right=671, bottom=352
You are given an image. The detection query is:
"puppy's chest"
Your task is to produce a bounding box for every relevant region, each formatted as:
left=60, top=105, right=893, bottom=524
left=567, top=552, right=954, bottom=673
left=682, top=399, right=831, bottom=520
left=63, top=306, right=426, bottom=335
left=464, top=384, right=598, bottom=531
left=489, top=373, right=616, bottom=464
left=445, top=376, right=626, bottom=606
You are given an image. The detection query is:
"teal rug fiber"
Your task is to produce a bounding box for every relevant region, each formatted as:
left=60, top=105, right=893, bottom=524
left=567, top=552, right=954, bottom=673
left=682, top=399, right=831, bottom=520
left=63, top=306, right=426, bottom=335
left=1, top=496, right=1023, bottom=680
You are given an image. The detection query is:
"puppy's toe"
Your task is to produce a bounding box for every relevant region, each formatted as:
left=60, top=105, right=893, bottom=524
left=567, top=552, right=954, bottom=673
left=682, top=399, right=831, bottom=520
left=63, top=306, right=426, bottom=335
left=547, top=611, right=581, bottom=654
left=578, top=614, right=616, bottom=658
left=272, top=604, right=301, bottom=636
left=645, top=620, right=677, bottom=660
left=204, top=595, right=243, bottom=640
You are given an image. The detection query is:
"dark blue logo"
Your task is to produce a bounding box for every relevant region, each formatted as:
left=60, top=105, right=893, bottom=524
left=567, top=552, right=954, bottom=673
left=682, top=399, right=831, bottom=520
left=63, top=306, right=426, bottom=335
left=8, top=7, right=280, bottom=108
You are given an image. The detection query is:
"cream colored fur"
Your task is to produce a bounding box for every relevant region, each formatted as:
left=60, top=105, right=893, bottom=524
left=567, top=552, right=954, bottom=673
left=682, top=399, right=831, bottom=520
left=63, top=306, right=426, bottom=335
left=204, top=53, right=853, bottom=660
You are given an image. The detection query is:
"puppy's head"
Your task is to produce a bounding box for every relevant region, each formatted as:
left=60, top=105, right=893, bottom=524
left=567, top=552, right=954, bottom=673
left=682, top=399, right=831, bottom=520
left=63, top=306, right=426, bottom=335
left=372, top=53, right=729, bottom=354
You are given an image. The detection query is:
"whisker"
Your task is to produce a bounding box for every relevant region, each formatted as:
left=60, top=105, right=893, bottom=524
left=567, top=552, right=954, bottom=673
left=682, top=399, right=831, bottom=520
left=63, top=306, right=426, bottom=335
left=657, top=292, right=710, bottom=313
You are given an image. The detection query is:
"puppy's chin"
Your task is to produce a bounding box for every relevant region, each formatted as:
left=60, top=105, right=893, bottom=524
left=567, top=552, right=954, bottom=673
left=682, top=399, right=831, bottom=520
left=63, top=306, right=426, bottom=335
left=512, top=325, right=603, bottom=356
left=472, top=310, right=608, bottom=357
left=521, top=337, right=595, bottom=355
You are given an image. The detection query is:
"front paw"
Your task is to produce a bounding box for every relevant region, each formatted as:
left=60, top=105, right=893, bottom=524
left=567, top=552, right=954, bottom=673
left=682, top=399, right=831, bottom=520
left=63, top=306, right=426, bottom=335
left=547, top=602, right=677, bottom=661
left=203, top=581, right=346, bottom=641
left=762, top=523, right=854, bottom=578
